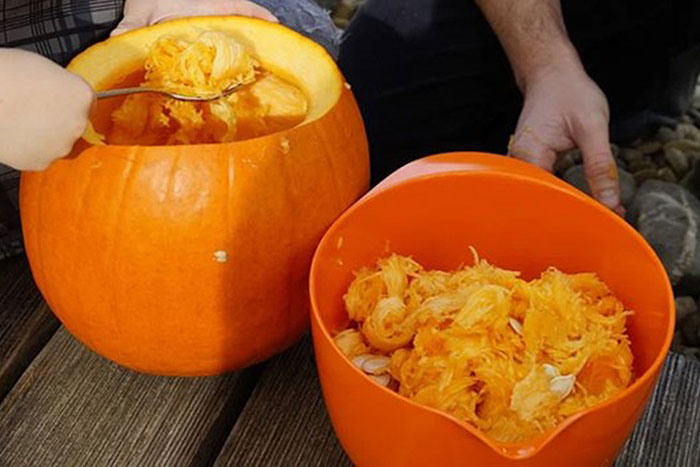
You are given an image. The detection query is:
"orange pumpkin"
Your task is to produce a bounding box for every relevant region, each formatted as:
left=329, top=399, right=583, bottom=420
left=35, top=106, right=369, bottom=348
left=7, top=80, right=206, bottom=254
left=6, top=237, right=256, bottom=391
left=20, top=17, right=369, bottom=375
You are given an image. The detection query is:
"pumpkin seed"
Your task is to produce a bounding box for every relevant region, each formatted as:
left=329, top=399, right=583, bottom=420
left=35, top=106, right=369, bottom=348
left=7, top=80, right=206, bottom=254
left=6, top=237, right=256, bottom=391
left=508, top=318, right=524, bottom=336
left=550, top=374, right=576, bottom=399
left=542, top=364, right=560, bottom=378
left=369, top=373, right=391, bottom=387
left=362, top=356, right=391, bottom=375
left=351, top=354, right=373, bottom=369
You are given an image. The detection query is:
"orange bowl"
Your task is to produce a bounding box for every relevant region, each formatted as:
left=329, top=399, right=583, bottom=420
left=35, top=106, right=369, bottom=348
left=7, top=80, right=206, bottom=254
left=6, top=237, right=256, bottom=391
left=309, top=152, right=674, bottom=466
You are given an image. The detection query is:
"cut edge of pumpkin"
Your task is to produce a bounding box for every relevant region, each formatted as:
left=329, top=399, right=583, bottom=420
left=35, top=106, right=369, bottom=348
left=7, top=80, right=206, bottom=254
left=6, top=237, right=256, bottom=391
left=69, top=16, right=344, bottom=147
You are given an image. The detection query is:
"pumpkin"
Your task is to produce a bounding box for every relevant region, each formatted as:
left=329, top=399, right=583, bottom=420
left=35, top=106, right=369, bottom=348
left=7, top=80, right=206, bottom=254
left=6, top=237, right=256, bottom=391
left=20, top=17, right=369, bottom=376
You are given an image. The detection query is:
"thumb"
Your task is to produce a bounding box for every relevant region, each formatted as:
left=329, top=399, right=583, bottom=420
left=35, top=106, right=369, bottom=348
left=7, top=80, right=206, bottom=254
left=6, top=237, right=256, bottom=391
left=218, top=1, right=279, bottom=22
left=110, top=19, right=141, bottom=37
left=574, top=118, right=624, bottom=214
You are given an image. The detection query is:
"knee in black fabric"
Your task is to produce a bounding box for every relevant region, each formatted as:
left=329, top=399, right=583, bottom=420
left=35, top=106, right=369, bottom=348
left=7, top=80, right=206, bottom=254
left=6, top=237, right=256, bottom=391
left=339, top=0, right=520, bottom=178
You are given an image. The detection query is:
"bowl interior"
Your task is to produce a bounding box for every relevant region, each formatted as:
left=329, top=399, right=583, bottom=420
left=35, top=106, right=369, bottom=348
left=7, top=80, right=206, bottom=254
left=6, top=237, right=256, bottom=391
left=312, top=171, right=674, bottom=378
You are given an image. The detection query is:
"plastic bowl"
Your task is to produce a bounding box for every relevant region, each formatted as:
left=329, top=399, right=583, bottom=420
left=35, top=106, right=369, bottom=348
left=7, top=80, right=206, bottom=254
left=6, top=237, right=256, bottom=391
left=310, top=152, right=674, bottom=466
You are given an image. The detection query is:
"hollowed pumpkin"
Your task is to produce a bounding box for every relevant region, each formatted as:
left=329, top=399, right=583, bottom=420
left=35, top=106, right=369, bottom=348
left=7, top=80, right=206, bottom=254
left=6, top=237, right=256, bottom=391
left=20, top=17, right=369, bottom=375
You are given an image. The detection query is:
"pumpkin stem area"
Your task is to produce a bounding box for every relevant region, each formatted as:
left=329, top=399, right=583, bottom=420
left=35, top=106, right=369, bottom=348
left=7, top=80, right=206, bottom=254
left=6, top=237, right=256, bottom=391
left=87, top=31, right=309, bottom=145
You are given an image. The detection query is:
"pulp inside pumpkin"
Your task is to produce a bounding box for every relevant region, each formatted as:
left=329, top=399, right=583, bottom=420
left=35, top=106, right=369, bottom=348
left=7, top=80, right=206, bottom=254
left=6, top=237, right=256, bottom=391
left=90, top=31, right=309, bottom=145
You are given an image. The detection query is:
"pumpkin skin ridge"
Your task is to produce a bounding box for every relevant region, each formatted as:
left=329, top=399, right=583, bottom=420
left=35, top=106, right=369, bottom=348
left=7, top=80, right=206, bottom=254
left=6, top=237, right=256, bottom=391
left=21, top=17, right=369, bottom=376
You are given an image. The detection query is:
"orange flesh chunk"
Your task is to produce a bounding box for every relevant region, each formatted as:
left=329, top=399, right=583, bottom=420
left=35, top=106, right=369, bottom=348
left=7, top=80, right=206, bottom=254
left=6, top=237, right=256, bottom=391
left=335, top=250, right=634, bottom=443
left=102, top=31, right=308, bottom=145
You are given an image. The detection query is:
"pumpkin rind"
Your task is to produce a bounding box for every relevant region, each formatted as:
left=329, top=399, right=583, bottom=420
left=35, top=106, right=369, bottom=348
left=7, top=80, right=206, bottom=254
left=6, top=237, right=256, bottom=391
left=20, top=17, right=369, bottom=375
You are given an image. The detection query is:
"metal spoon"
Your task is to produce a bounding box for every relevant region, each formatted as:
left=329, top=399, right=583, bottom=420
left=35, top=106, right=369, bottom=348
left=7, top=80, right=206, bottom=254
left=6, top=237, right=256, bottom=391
left=96, top=82, right=243, bottom=102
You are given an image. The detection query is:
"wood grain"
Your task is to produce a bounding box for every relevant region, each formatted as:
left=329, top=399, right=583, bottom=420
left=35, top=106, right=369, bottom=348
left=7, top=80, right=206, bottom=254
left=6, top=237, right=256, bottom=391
left=616, top=354, right=700, bottom=466
left=216, top=337, right=351, bottom=467
left=219, top=338, right=700, bottom=467
left=0, top=255, right=58, bottom=401
left=0, top=328, right=262, bottom=467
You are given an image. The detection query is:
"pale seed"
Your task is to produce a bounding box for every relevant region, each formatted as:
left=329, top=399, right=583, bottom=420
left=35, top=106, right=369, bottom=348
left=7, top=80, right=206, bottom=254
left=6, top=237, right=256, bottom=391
left=542, top=364, right=560, bottom=378
left=351, top=354, right=373, bottom=369
left=550, top=374, right=576, bottom=399
left=508, top=318, right=524, bottom=336
left=369, top=374, right=391, bottom=387
left=362, top=356, right=391, bottom=375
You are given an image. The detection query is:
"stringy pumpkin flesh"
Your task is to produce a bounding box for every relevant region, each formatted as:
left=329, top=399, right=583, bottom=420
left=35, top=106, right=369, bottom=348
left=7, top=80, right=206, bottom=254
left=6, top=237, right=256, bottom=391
left=335, top=251, right=634, bottom=443
left=98, top=31, right=308, bottom=145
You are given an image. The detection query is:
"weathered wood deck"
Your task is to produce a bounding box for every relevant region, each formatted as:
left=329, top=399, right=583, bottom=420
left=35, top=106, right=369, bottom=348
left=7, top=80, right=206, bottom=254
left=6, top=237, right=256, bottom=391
left=1, top=254, right=699, bottom=466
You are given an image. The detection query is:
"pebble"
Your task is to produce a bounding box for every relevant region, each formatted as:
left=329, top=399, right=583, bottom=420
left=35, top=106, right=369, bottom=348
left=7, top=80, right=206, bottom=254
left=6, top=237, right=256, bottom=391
left=566, top=149, right=583, bottom=163
left=562, top=165, right=636, bottom=206
left=665, top=147, right=690, bottom=176
left=554, top=150, right=579, bottom=175
left=628, top=158, right=656, bottom=173
left=333, top=0, right=363, bottom=27
left=610, top=143, right=620, bottom=157
left=656, top=126, right=679, bottom=143
left=633, top=168, right=658, bottom=185
left=616, top=157, right=628, bottom=171
left=678, top=123, right=700, bottom=142
left=657, top=167, right=678, bottom=183
left=688, top=109, right=700, bottom=127
left=672, top=330, right=684, bottom=352
left=652, top=152, right=667, bottom=167
left=676, top=296, right=697, bottom=323
left=681, top=313, right=700, bottom=347
left=681, top=159, right=700, bottom=200
left=620, top=148, right=645, bottom=164
left=665, top=139, right=700, bottom=155
left=636, top=141, right=663, bottom=155
left=628, top=180, right=700, bottom=294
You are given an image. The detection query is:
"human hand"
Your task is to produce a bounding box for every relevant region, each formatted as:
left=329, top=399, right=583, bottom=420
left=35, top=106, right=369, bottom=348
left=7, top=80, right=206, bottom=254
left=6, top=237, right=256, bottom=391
left=508, top=62, right=623, bottom=214
left=112, top=0, right=278, bottom=36
left=0, top=49, right=94, bottom=171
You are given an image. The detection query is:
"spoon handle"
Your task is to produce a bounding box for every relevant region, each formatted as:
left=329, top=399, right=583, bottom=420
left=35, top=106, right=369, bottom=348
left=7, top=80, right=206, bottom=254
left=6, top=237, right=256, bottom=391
left=96, top=83, right=243, bottom=102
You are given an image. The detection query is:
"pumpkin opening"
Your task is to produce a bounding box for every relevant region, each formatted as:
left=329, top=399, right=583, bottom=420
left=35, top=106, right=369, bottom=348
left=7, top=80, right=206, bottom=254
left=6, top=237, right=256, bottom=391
left=77, top=19, right=343, bottom=147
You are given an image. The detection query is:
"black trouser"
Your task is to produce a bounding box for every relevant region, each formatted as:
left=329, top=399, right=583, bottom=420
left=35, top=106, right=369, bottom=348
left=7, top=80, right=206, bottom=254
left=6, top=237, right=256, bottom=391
left=339, top=0, right=700, bottom=183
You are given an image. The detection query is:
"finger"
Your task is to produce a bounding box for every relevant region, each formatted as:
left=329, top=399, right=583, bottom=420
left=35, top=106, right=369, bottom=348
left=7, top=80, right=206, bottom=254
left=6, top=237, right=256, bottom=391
left=205, top=1, right=278, bottom=22
left=153, top=2, right=279, bottom=25
left=573, top=118, right=623, bottom=213
left=110, top=20, right=140, bottom=37
left=230, top=1, right=279, bottom=22
left=507, top=126, right=558, bottom=172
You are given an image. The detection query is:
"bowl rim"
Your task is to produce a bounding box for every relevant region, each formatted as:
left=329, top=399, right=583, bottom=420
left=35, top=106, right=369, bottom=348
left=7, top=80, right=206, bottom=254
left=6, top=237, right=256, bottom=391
left=309, top=155, right=675, bottom=459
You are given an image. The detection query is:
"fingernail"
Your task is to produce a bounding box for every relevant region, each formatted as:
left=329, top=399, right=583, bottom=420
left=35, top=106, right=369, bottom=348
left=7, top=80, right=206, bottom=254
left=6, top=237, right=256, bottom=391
left=596, top=188, right=619, bottom=208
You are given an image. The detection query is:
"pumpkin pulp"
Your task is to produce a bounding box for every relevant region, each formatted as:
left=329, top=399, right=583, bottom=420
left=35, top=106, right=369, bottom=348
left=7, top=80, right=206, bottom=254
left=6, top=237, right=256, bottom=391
left=90, top=31, right=309, bottom=145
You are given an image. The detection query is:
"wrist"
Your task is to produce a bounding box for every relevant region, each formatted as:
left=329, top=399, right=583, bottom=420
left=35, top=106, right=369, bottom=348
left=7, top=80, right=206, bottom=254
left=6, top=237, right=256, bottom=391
left=514, top=43, right=585, bottom=93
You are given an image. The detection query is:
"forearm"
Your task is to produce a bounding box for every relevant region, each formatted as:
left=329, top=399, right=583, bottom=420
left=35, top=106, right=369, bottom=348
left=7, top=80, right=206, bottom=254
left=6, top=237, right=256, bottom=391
left=474, top=0, right=583, bottom=91
left=0, top=49, right=93, bottom=171
left=113, top=0, right=277, bottom=36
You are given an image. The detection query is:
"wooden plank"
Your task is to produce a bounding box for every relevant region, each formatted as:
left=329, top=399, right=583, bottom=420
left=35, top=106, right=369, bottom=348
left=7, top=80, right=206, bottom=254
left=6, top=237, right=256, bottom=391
left=216, top=337, right=351, bottom=467
left=0, top=255, right=58, bottom=400
left=218, top=339, right=700, bottom=467
left=616, top=355, right=700, bottom=466
left=0, top=329, right=263, bottom=466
